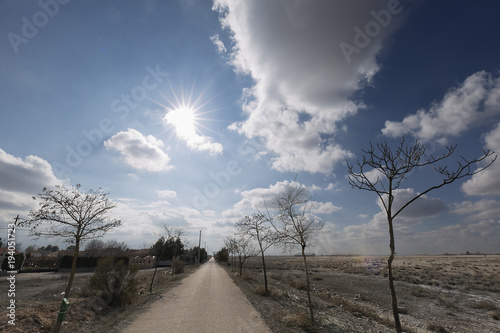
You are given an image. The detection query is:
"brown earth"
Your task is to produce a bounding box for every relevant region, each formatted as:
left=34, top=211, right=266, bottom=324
left=1, top=255, right=499, bottom=332
left=0, top=266, right=196, bottom=332
left=225, top=255, right=500, bottom=333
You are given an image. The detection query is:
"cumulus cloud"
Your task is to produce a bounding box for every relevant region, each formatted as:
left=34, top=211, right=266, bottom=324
left=222, top=180, right=340, bottom=220
left=0, top=149, right=64, bottom=223
left=382, top=71, right=500, bottom=144
left=461, top=122, right=500, bottom=196
left=214, top=0, right=409, bottom=173
left=104, top=128, right=173, bottom=172
left=110, top=198, right=222, bottom=248
left=310, top=201, right=341, bottom=214
left=452, top=199, right=500, bottom=221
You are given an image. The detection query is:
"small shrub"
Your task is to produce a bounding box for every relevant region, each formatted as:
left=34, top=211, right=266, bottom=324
left=270, top=273, right=283, bottom=281
left=87, top=257, right=138, bottom=307
left=254, top=285, right=271, bottom=296
left=173, top=259, right=185, bottom=274
left=289, top=280, right=307, bottom=290
left=437, top=294, right=457, bottom=309
left=490, top=310, right=500, bottom=320
left=282, top=311, right=313, bottom=330
left=427, top=322, right=448, bottom=332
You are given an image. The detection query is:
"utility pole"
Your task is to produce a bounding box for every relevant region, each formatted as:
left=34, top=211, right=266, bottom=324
left=197, top=230, right=201, bottom=265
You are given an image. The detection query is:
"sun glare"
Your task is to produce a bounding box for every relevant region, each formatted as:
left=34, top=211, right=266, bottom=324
left=164, top=106, right=197, bottom=139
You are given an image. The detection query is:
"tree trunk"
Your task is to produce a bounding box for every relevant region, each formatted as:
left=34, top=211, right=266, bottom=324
left=301, top=246, right=315, bottom=328
left=261, top=249, right=269, bottom=295
left=56, top=239, right=79, bottom=333
left=150, top=261, right=159, bottom=294
left=64, top=239, right=80, bottom=298
left=387, top=217, right=402, bottom=333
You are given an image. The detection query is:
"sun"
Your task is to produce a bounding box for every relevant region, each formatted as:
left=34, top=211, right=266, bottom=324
left=164, top=106, right=198, bottom=140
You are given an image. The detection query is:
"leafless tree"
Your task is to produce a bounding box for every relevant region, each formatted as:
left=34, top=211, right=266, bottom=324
left=19, top=184, right=120, bottom=299
left=233, top=234, right=257, bottom=276
left=347, top=138, right=496, bottom=333
left=84, top=239, right=105, bottom=256
left=271, top=184, right=324, bottom=328
left=224, top=236, right=238, bottom=270
left=236, top=213, right=276, bottom=294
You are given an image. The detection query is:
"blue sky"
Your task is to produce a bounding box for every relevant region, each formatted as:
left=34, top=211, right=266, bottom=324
left=1, top=0, right=500, bottom=255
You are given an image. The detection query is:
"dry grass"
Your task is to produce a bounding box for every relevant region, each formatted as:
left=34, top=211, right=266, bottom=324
left=281, top=311, right=313, bottom=330
left=224, top=255, right=500, bottom=333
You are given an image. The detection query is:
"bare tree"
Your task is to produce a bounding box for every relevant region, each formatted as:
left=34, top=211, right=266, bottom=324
left=236, top=213, right=276, bottom=294
left=347, top=139, right=496, bottom=333
left=19, top=184, right=121, bottom=300
left=224, top=236, right=238, bottom=270
left=232, top=234, right=257, bottom=276
left=271, top=184, right=324, bottom=328
left=84, top=239, right=105, bottom=257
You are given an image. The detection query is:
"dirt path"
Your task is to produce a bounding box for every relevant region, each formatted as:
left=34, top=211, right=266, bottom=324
left=122, top=259, right=271, bottom=333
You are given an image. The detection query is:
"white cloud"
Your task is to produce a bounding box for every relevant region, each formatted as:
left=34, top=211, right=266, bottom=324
left=214, top=0, right=408, bottom=174
left=324, top=183, right=335, bottom=191
left=382, top=71, right=500, bottom=144
left=210, top=34, right=226, bottom=53
left=110, top=198, right=221, bottom=249
left=222, top=180, right=339, bottom=220
left=461, top=122, right=500, bottom=196
left=452, top=199, right=500, bottom=221
left=156, top=189, right=177, bottom=199
left=310, top=201, right=341, bottom=214
left=104, top=128, right=173, bottom=172
left=0, top=149, right=65, bottom=223
left=419, top=219, right=500, bottom=253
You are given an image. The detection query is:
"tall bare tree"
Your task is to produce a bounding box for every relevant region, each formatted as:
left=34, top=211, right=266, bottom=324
left=20, top=184, right=120, bottom=299
left=347, top=139, right=496, bottom=333
left=236, top=213, right=276, bottom=294
left=271, top=184, right=324, bottom=328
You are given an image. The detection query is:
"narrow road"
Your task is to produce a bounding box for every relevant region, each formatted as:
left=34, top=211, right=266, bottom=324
left=123, top=258, right=271, bottom=333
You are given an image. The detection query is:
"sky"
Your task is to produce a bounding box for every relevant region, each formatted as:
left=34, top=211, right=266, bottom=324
left=1, top=0, right=500, bottom=255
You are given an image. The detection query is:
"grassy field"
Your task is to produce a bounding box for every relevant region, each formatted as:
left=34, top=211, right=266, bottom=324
left=225, top=255, right=500, bottom=333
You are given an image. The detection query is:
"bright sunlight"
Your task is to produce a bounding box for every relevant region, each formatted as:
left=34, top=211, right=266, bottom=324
left=164, top=106, right=197, bottom=140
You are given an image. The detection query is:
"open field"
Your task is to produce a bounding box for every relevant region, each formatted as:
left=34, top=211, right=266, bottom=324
left=1, top=255, right=499, bottom=332
left=0, top=266, right=197, bottom=332
left=226, top=255, right=500, bottom=333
